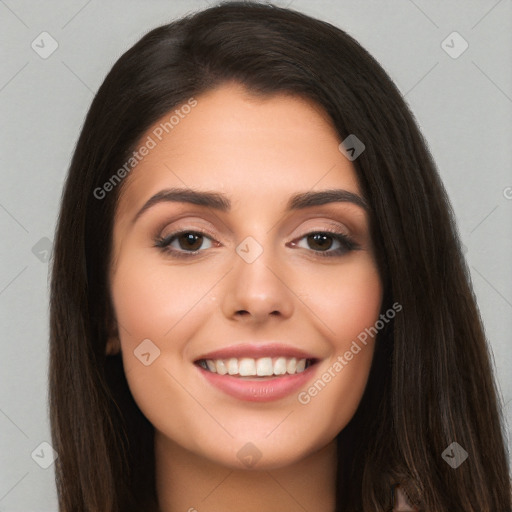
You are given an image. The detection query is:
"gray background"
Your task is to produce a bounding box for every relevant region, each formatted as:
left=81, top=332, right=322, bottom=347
left=0, top=0, right=511, bottom=510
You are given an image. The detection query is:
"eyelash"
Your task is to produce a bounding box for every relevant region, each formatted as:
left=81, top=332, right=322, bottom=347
left=154, top=229, right=360, bottom=259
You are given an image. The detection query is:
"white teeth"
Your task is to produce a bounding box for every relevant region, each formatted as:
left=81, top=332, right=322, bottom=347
left=227, top=358, right=238, bottom=375
left=199, top=356, right=311, bottom=377
left=256, top=357, right=274, bottom=376
left=239, top=358, right=256, bottom=376
left=215, top=360, right=227, bottom=375
left=286, top=357, right=297, bottom=374
left=273, top=357, right=287, bottom=375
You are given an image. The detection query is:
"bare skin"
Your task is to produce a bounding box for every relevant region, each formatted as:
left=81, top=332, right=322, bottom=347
left=107, top=82, right=383, bottom=511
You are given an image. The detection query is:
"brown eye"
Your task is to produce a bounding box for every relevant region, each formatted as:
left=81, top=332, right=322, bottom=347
left=306, top=233, right=335, bottom=251
left=292, top=231, right=359, bottom=258
left=176, top=232, right=204, bottom=251
left=154, top=230, right=215, bottom=257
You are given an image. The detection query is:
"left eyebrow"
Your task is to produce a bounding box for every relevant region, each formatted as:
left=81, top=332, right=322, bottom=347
left=131, top=187, right=369, bottom=225
left=287, top=189, right=369, bottom=211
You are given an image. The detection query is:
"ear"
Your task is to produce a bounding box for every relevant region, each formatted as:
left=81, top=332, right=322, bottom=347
left=106, top=334, right=121, bottom=355
left=105, top=317, right=121, bottom=356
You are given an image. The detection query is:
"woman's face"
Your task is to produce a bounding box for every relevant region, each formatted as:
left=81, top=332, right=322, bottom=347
left=108, top=82, right=383, bottom=469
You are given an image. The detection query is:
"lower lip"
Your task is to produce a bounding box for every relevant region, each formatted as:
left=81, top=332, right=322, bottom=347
left=196, top=364, right=319, bottom=402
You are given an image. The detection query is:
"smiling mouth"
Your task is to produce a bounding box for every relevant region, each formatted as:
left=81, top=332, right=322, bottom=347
left=195, top=356, right=317, bottom=379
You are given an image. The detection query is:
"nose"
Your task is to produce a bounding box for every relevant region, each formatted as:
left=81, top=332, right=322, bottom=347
left=220, top=240, right=294, bottom=324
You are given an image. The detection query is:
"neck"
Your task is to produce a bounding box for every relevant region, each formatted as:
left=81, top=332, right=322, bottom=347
left=154, top=433, right=338, bottom=512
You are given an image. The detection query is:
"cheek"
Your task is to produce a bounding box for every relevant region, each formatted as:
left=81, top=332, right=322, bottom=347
left=110, top=253, right=216, bottom=348
left=293, top=258, right=382, bottom=431
left=108, top=255, right=214, bottom=432
left=298, top=257, right=383, bottom=342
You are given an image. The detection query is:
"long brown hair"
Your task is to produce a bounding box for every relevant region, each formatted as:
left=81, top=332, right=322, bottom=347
left=49, top=2, right=511, bottom=510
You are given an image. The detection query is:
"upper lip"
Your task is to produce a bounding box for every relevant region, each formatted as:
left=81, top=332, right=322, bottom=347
left=194, top=343, right=319, bottom=362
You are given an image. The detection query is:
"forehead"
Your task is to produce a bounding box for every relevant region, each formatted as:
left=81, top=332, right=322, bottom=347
left=115, top=82, right=361, bottom=221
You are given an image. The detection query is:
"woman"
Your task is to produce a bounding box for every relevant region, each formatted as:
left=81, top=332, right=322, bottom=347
left=49, top=2, right=511, bottom=511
